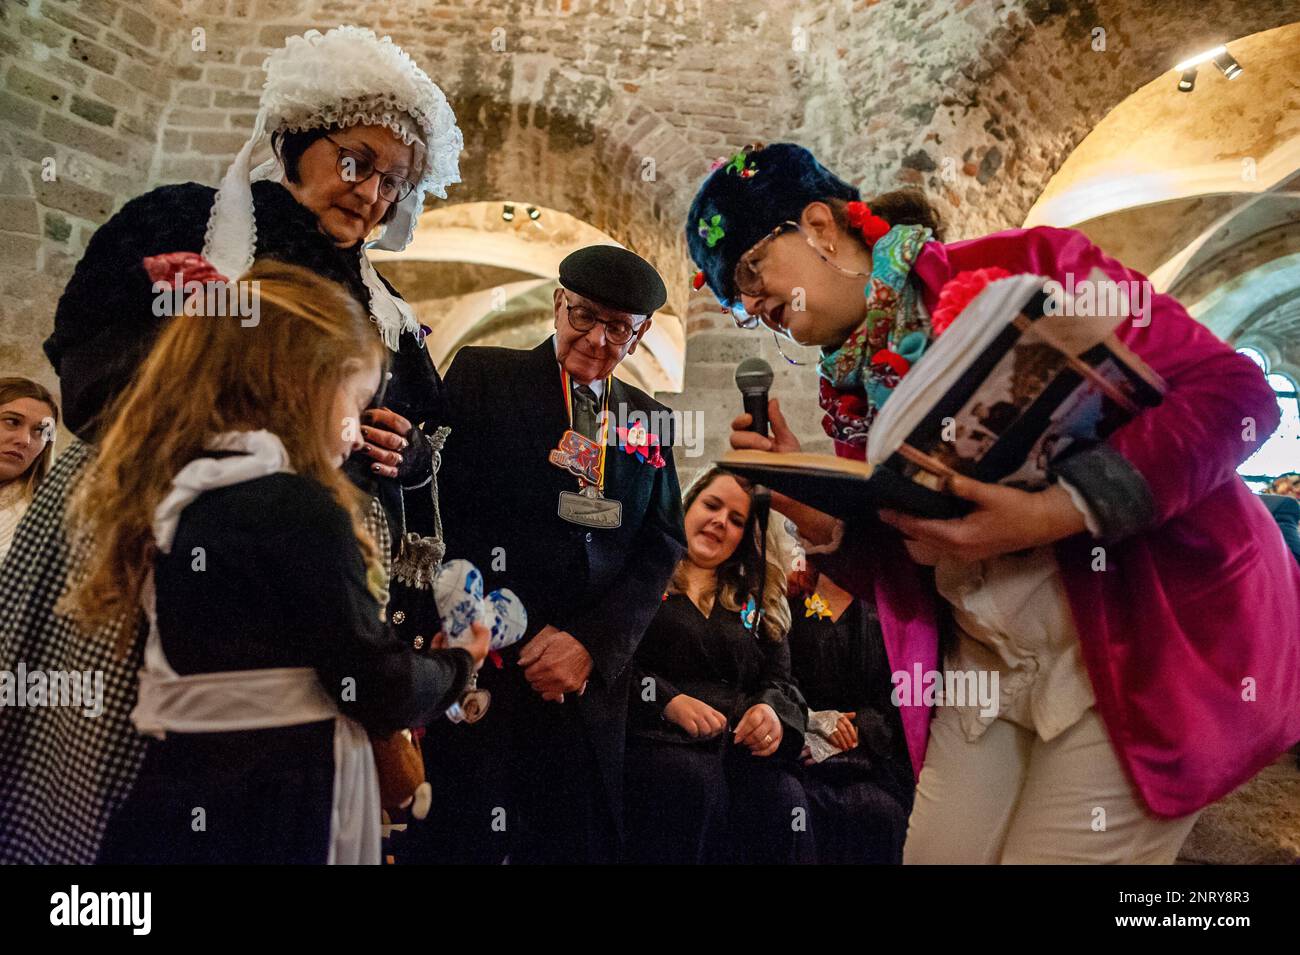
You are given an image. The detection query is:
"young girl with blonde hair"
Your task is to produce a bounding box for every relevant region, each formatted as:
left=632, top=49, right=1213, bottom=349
left=66, top=260, right=485, bottom=864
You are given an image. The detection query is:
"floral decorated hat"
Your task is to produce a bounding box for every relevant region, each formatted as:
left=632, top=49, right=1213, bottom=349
left=685, top=143, right=859, bottom=307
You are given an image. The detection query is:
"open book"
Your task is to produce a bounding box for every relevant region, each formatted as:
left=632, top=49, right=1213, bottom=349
left=720, top=271, right=1167, bottom=520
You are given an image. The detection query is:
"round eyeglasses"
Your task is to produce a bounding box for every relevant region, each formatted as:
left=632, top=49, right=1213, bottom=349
left=726, top=219, right=872, bottom=330
left=562, top=296, right=642, bottom=346
left=325, top=135, right=416, bottom=204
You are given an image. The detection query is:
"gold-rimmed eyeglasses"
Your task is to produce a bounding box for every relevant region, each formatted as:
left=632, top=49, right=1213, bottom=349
left=727, top=219, right=872, bottom=331
left=324, top=134, right=416, bottom=204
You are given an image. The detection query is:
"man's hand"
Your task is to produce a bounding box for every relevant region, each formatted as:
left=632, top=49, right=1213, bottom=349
left=878, top=475, right=1088, bottom=563
left=360, top=407, right=410, bottom=480
left=729, top=397, right=802, bottom=454
left=662, top=694, right=727, bottom=738
left=734, top=702, right=782, bottom=757
left=519, top=625, right=593, bottom=702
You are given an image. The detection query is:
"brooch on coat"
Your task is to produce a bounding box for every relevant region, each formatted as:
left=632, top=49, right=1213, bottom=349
left=616, top=422, right=666, bottom=469
left=804, top=593, right=833, bottom=620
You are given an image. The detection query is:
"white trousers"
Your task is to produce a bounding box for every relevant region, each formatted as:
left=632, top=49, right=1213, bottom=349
left=903, top=704, right=1201, bottom=864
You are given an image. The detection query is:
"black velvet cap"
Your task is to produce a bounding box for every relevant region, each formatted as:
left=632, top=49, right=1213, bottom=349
left=686, top=143, right=860, bottom=307
left=558, top=245, right=667, bottom=316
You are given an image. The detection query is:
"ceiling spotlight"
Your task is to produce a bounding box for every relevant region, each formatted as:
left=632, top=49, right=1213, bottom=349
left=526, top=206, right=541, bottom=221
left=1174, top=45, right=1227, bottom=72
left=1178, top=68, right=1197, bottom=92
left=1213, top=49, right=1243, bottom=79
left=502, top=203, right=515, bottom=222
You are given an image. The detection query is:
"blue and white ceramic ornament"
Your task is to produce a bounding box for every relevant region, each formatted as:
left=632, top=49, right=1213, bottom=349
left=432, top=559, right=528, bottom=723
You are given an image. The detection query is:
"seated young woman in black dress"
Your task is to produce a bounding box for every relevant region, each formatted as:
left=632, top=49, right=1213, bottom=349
left=63, top=261, right=489, bottom=865
left=786, top=566, right=915, bottom=863
left=624, top=466, right=810, bottom=864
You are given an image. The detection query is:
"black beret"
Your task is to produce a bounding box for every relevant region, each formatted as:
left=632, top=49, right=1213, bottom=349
left=558, top=245, right=667, bottom=316
left=686, top=143, right=860, bottom=307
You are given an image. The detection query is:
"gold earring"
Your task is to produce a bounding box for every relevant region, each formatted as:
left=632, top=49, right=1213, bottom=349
left=827, top=244, right=836, bottom=254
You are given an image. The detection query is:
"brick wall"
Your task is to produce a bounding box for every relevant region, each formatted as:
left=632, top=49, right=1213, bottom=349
left=0, top=0, right=183, bottom=385
left=4, top=0, right=1297, bottom=447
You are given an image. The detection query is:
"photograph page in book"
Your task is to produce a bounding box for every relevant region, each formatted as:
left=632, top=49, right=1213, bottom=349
left=867, top=269, right=1166, bottom=494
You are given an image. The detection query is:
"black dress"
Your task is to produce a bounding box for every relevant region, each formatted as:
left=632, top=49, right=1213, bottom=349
left=624, top=593, right=811, bottom=864
left=786, top=596, right=914, bottom=864
left=97, top=470, right=473, bottom=864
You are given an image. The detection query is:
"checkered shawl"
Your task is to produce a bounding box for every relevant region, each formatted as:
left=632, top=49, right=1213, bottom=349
left=0, top=439, right=393, bottom=863
left=0, top=440, right=144, bottom=863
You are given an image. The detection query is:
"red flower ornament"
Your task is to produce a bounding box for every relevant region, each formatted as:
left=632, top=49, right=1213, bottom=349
left=844, top=201, right=891, bottom=246
left=870, top=348, right=910, bottom=377
left=142, top=251, right=229, bottom=289
left=931, top=267, right=1014, bottom=337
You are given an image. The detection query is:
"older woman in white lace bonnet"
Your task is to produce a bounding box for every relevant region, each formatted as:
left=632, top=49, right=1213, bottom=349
left=262, top=34, right=456, bottom=251
left=198, top=26, right=464, bottom=483
left=6, top=29, right=462, bottom=865
left=275, top=117, right=420, bottom=249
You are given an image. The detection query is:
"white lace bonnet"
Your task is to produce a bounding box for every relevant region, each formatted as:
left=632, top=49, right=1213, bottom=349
left=201, top=26, right=463, bottom=350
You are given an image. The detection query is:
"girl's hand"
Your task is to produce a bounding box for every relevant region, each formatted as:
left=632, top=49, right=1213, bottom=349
left=663, top=694, right=728, bottom=738
left=879, top=475, right=1088, bottom=563
left=431, top=621, right=492, bottom=671
left=734, top=702, right=782, bottom=757
left=729, top=398, right=802, bottom=454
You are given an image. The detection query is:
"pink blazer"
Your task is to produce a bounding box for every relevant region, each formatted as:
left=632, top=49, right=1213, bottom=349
left=818, top=226, right=1300, bottom=818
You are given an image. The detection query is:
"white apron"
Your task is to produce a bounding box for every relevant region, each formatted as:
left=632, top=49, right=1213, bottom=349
left=130, top=430, right=382, bottom=865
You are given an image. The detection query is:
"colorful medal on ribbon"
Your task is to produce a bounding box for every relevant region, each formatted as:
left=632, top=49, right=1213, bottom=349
left=552, top=366, right=622, bottom=529
left=548, top=429, right=603, bottom=486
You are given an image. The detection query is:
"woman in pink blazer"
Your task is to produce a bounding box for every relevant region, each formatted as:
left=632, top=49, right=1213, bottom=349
left=687, top=142, right=1300, bottom=863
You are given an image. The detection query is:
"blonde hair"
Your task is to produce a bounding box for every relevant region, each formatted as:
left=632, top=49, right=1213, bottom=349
left=0, top=376, right=59, bottom=500
left=60, top=260, right=387, bottom=647
left=671, top=466, right=792, bottom=642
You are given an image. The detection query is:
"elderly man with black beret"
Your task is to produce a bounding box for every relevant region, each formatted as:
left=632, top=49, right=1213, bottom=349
left=409, top=245, right=686, bottom=864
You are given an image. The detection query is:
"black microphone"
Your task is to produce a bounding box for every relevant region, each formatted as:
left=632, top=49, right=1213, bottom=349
left=735, top=357, right=774, bottom=437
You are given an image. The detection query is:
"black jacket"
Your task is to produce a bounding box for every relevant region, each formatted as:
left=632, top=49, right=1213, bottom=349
left=786, top=596, right=914, bottom=804
left=99, top=471, right=472, bottom=864
left=436, top=337, right=687, bottom=818
left=1262, top=494, right=1300, bottom=565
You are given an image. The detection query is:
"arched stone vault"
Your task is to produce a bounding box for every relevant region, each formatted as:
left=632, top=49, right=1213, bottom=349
left=795, top=0, right=1300, bottom=237
left=371, top=54, right=712, bottom=396
left=1024, top=22, right=1300, bottom=229
left=442, top=88, right=699, bottom=320
left=6, top=0, right=1299, bottom=458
